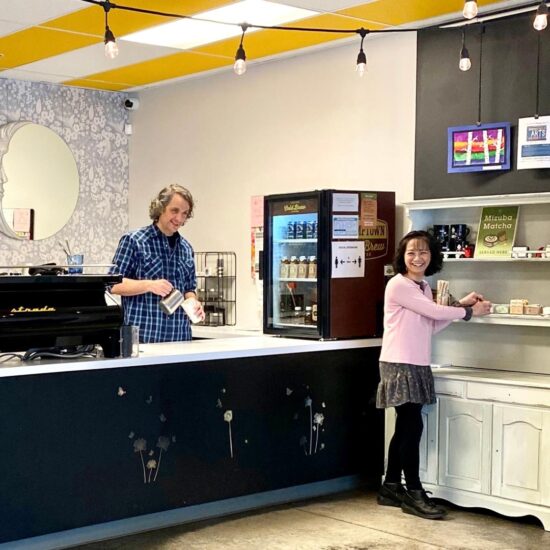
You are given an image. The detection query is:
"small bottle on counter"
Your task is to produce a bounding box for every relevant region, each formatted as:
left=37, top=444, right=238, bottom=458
left=311, top=303, right=318, bottom=324
left=304, top=306, right=313, bottom=325
left=293, top=306, right=304, bottom=325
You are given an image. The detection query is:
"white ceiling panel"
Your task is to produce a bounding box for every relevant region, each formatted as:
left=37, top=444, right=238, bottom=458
left=0, top=68, right=69, bottom=83
left=0, top=20, right=26, bottom=38
left=9, top=41, right=181, bottom=80
left=0, top=0, right=86, bottom=26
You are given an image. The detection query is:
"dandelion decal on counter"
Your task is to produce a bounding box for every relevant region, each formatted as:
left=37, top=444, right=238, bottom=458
left=146, top=459, right=157, bottom=483
left=313, top=412, right=324, bottom=454
left=305, top=397, right=313, bottom=455
left=118, top=384, right=175, bottom=485
left=224, top=410, right=234, bottom=458
left=154, top=436, right=170, bottom=481
left=133, top=438, right=147, bottom=483
left=287, top=387, right=327, bottom=456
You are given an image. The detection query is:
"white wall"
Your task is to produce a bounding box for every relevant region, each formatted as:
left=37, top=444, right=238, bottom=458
left=128, top=33, right=417, bottom=329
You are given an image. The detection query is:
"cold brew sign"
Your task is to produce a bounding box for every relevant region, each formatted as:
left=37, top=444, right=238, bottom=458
left=360, top=220, right=389, bottom=260
left=474, top=206, right=519, bottom=258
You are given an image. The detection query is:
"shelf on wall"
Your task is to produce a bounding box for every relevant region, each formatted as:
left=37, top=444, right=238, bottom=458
left=444, top=257, right=550, bottom=263
left=454, top=314, right=550, bottom=327
left=404, top=192, right=550, bottom=211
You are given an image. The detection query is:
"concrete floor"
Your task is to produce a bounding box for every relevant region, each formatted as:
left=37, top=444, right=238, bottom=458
left=74, top=490, right=548, bottom=550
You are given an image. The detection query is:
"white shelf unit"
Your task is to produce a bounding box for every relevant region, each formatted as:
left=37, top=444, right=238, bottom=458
left=389, top=193, right=550, bottom=531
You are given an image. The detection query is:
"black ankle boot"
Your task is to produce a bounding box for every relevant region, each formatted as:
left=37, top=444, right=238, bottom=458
left=377, top=482, right=405, bottom=507
left=401, top=489, right=447, bottom=519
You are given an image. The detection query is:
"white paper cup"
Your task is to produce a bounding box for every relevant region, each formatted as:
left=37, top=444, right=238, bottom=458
left=182, top=297, right=203, bottom=323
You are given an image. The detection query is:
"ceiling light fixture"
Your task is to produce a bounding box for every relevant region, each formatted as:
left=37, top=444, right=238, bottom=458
left=459, top=28, right=472, bottom=71
left=463, top=0, right=478, bottom=20
left=234, top=24, right=248, bottom=76
left=356, top=28, right=368, bottom=77
left=103, top=0, right=119, bottom=59
left=534, top=1, right=548, bottom=31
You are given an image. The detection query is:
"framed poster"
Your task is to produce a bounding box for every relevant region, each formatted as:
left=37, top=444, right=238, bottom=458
left=517, top=116, right=550, bottom=170
left=447, top=122, right=511, bottom=173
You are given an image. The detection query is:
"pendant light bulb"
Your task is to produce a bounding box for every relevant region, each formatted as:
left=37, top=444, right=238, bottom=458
left=459, top=30, right=471, bottom=71
left=459, top=47, right=471, bottom=71
left=234, top=45, right=247, bottom=76
left=355, top=28, right=368, bottom=78
left=234, top=24, right=248, bottom=76
left=356, top=50, right=367, bottom=77
left=534, top=1, right=548, bottom=31
left=103, top=1, right=118, bottom=59
left=104, top=27, right=119, bottom=59
left=463, top=0, right=478, bottom=20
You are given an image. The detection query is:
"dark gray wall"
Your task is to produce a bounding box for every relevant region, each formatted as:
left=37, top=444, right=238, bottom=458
left=415, top=13, right=550, bottom=199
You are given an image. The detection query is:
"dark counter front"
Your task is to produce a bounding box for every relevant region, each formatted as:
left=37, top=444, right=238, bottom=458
left=0, top=346, right=383, bottom=545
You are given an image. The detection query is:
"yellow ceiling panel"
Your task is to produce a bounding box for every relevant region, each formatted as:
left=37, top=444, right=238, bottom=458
left=339, top=0, right=512, bottom=26
left=194, top=13, right=387, bottom=59
left=0, top=27, right=99, bottom=69
left=64, top=50, right=233, bottom=90
left=45, top=0, right=234, bottom=36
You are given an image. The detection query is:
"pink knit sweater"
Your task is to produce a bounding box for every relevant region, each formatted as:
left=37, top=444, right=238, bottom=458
left=379, top=274, right=467, bottom=366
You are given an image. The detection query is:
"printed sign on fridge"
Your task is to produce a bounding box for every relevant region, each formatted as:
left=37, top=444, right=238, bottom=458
left=331, top=241, right=365, bottom=278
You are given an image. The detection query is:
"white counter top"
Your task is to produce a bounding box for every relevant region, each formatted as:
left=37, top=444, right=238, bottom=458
left=0, top=336, right=382, bottom=378
left=432, top=366, right=550, bottom=390
left=191, top=325, right=261, bottom=339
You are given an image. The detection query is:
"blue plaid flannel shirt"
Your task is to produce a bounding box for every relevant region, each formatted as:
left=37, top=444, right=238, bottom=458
left=110, top=224, right=197, bottom=343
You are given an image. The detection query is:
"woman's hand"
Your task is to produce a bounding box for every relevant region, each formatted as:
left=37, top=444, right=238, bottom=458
left=472, top=300, right=492, bottom=316
left=459, top=291, right=485, bottom=306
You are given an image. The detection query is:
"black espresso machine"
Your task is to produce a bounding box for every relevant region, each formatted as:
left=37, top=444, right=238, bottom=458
left=0, top=274, right=123, bottom=358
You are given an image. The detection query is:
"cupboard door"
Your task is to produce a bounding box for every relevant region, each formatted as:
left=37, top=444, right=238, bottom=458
left=438, top=397, right=492, bottom=494
left=492, top=404, right=550, bottom=505
left=419, top=402, right=438, bottom=485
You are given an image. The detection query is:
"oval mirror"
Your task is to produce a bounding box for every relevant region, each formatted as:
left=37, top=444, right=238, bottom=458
left=0, top=122, right=79, bottom=240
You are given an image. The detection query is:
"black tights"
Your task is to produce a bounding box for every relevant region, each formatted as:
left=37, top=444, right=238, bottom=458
left=384, top=402, right=424, bottom=490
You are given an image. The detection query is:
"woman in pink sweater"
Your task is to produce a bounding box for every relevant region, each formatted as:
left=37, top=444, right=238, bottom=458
left=377, top=230, right=491, bottom=519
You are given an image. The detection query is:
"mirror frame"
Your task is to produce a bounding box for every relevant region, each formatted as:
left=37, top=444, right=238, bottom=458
left=0, top=121, right=28, bottom=239
left=0, top=121, right=79, bottom=241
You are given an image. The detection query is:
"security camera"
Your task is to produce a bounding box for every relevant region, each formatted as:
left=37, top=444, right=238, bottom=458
left=124, top=98, right=140, bottom=111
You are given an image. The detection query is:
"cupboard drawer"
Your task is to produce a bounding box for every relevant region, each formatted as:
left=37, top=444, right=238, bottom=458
left=467, top=382, right=550, bottom=408
left=434, top=378, right=466, bottom=397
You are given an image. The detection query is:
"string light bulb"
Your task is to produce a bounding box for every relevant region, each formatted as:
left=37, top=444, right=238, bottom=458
left=234, top=24, right=249, bottom=76
left=534, top=1, right=548, bottom=31
left=463, top=0, right=478, bottom=20
left=356, top=28, right=368, bottom=77
left=103, top=0, right=119, bottom=59
left=459, top=28, right=471, bottom=71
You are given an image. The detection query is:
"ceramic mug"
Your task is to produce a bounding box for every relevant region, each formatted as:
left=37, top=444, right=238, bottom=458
left=428, top=225, right=450, bottom=251
left=449, top=224, right=471, bottom=251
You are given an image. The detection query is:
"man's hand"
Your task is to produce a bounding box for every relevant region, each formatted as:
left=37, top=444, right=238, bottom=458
left=148, top=279, right=173, bottom=297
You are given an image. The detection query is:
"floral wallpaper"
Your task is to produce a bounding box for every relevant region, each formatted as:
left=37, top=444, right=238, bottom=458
left=0, top=78, right=129, bottom=267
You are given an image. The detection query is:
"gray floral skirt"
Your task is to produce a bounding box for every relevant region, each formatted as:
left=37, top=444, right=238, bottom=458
left=376, top=361, right=436, bottom=408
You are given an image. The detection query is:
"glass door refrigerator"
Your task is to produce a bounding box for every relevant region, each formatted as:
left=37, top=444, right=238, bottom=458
left=263, top=190, right=395, bottom=339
